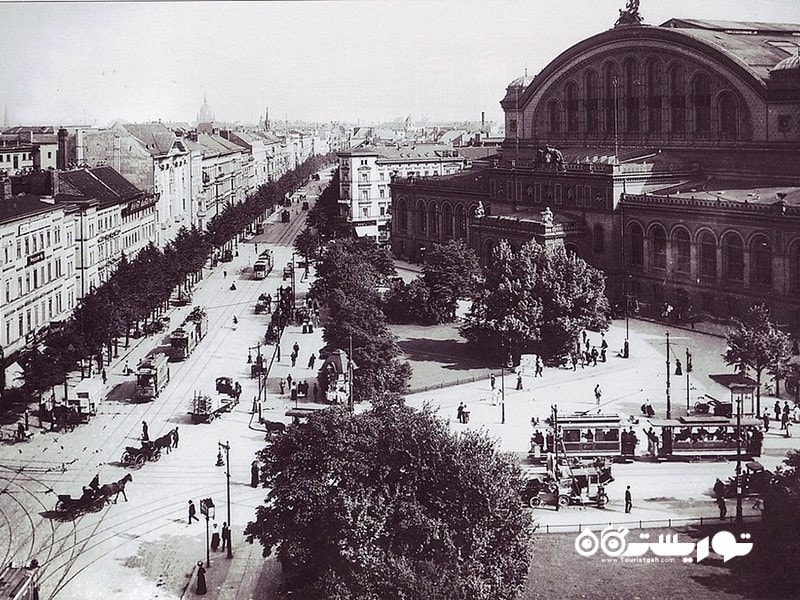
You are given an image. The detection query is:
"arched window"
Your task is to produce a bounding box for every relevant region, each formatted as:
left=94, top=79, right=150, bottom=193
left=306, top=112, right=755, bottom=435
left=673, top=228, right=691, bottom=273
left=585, top=70, right=599, bottom=133
left=593, top=223, right=605, bottom=254
left=699, top=231, right=717, bottom=279
left=396, top=198, right=407, bottom=231
left=723, top=233, right=744, bottom=281
left=604, top=63, right=619, bottom=133
left=646, top=59, right=662, bottom=133
left=428, top=203, right=439, bottom=235
left=628, top=222, right=644, bottom=267
left=547, top=100, right=561, bottom=133
left=624, top=58, right=640, bottom=133
left=565, top=82, right=579, bottom=133
left=718, top=92, right=738, bottom=139
left=416, top=200, right=426, bottom=232
left=442, top=203, right=453, bottom=239
left=669, top=64, right=686, bottom=133
left=455, top=205, right=466, bottom=238
left=751, top=235, right=772, bottom=287
left=692, top=73, right=711, bottom=134
left=651, top=225, right=667, bottom=269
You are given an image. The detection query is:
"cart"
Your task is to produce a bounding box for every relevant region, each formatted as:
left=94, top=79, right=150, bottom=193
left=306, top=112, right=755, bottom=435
left=189, top=393, right=238, bottom=423
left=121, top=441, right=161, bottom=469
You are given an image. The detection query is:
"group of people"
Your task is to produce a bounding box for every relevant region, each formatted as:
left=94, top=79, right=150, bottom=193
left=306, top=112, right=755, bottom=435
left=456, top=402, right=471, bottom=424
left=279, top=376, right=318, bottom=402
left=768, top=400, right=796, bottom=437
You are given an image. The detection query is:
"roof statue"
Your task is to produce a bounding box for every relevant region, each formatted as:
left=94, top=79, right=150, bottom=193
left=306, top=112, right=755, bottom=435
left=474, top=201, right=485, bottom=218
left=541, top=207, right=554, bottom=228
left=615, top=0, right=643, bottom=27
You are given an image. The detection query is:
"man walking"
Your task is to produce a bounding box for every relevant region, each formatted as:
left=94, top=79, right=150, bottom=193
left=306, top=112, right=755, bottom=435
left=624, top=486, right=632, bottom=513
left=188, top=500, right=199, bottom=524
left=221, top=522, right=231, bottom=551
left=307, top=353, right=316, bottom=369
left=490, top=373, right=496, bottom=390
left=535, top=357, right=544, bottom=377
left=516, top=373, right=523, bottom=390
left=594, top=384, right=602, bottom=406
left=142, top=421, right=149, bottom=442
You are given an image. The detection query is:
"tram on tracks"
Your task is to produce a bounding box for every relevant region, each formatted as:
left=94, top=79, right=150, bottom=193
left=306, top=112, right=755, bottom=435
left=648, top=414, right=764, bottom=459
left=529, top=412, right=624, bottom=461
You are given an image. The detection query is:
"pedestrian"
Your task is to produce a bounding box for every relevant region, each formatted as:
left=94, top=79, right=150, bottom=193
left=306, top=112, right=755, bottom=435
left=266, top=293, right=272, bottom=313
left=188, top=500, right=199, bottom=524
left=713, top=477, right=726, bottom=500
left=594, top=384, right=602, bottom=405
left=232, top=315, right=238, bottom=327
left=624, top=485, right=632, bottom=513
left=291, top=353, right=297, bottom=367
left=102, top=369, right=107, bottom=385
left=290, top=383, right=298, bottom=404
left=675, top=359, right=682, bottom=376
left=251, top=460, right=259, bottom=488
left=223, top=269, right=227, bottom=278
left=582, top=330, right=587, bottom=346
left=221, top=522, right=231, bottom=551
left=535, top=357, right=544, bottom=377
left=782, top=410, right=789, bottom=432
left=762, top=412, right=770, bottom=432
left=490, top=373, right=496, bottom=390
left=591, top=347, right=598, bottom=366
left=307, top=353, right=316, bottom=369
left=717, top=495, right=727, bottom=520
left=313, top=383, right=319, bottom=401
left=286, top=374, right=292, bottom=388
left=211, top=524, right=220, bottom=551
left=293, top=342, right=300, bottom=356
left=124, top=361, right=129, bottom=375
left=600, top=337, right=608, bottom=362
left=786, top=418, right=793, bottom=439
left=16, top=422, right=25, bottom=441
left=570, top=353, right=577, bottom=371
left=172, top=426, right=179, bottom=448
left=142, top=421, right=149, bottom=442
left=775, top=401, right=781, bottom=421
left=279, top=379, right=285, bottom=395
left=457, top=402, right=465, bottom=424
left=516, top=373, right=523, bottom=391
left=196, top=562, right=207, bottom=595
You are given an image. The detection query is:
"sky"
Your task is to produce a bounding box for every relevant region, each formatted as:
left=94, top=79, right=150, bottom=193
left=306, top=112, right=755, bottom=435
left=2, top=0, right=800, bottom=127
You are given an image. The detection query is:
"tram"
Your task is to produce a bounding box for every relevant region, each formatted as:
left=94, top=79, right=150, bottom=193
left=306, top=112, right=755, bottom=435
left=253, top=249, right=274, bottom=279
left=648, top=415, right=763, bottom=459
left=530, top=413, right=624, bottom=461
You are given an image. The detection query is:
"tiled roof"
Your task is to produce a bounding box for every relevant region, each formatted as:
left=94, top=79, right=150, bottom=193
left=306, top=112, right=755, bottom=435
left=0, top=194, right=61, bottom=223
left=123, top=123, right=180, bottom=156
left=57, top=167, right=144, bottom=207
left=194, top=133, right=244, bottom=157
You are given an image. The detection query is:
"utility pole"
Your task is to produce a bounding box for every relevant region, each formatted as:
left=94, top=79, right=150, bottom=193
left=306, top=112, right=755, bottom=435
left=686, top=348, right=691, bottom=412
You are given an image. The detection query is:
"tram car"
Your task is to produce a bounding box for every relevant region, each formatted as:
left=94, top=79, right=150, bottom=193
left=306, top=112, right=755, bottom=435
left=648, top=414, right=764, bottom=459
left=530, top=413, right=624, bottom=461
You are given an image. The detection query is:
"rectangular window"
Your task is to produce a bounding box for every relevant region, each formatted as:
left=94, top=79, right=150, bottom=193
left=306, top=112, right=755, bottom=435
left=555, top=184, right=563, bottom=205
left=535, top=182, right=542, bottom=203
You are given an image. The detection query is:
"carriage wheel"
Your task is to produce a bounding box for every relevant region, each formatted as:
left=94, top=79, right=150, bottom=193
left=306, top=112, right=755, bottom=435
left=528, top=496, right=541, bottom=508
left=557, top=495, right=570, bottom=508
left=134, top=454, right=146, bottom=469
left=151, top=448, right=162, bottom=461
left=122, top=451, right=133, bottom=465
left=90, top=497, right=105, bottom=512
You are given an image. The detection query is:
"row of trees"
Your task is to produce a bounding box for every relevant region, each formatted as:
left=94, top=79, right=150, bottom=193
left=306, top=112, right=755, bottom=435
left=12, top=153, right=336, bottom=407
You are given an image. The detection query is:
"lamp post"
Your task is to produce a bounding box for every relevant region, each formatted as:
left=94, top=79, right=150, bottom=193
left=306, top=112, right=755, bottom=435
left=500, top=364, right=506, bottom=425
left=216, top=441, right=232, bottom=558
left=686, top=348, right=691, bottom=412
left=734, top=388, right=743, bottom=524
left=199, top=498, right=215, bottom=567
left=665, top=331, right=671, bottom=419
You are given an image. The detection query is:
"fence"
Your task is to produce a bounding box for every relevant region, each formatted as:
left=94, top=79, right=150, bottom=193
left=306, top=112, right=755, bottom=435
left=535, top=513, right=762, bottom=534
left=406, top=370, right=495, bottom=395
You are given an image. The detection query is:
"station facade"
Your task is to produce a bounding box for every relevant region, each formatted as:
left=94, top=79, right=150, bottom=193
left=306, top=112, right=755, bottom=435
left=390, top=13, right=800, bottom=330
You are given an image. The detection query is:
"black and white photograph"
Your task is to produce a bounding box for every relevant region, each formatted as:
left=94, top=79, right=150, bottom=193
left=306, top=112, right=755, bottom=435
left=1, top=1, right=800, bottom=598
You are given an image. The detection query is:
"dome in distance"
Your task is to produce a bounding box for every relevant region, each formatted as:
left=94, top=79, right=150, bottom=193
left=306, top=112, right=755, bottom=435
left=508, top=74, right=535, bottom=89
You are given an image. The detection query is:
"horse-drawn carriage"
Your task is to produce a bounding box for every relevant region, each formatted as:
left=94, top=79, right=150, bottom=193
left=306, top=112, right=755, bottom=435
left=121, top=440, right=162, bottom=469
left=54, top=473, right=133, bottom=518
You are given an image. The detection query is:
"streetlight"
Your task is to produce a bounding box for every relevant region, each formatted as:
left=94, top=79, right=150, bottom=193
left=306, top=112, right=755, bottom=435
left=216, top=441, right=232, bottom=558
left=685, top=348, right=692, bottom=412
left=199, top=498, right=215, bottom=567
left=665, top=331, right=672, bottom=420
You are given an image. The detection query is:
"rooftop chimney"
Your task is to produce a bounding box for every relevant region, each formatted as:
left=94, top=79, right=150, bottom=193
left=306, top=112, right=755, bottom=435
left=57, top=128, right=68, bottom=170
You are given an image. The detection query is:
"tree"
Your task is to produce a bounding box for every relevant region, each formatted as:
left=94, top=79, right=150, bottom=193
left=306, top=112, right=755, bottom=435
left=383, top=278, right=437, bottom=325
left=723, top=304, right=790, bottom=416
left=422, top=240, right=481, bottom=323
left=462, top=240, right=610, bottom=364
left=244, top=404, right=533, bottom=599
left=293, top=227, right=321, bottom=267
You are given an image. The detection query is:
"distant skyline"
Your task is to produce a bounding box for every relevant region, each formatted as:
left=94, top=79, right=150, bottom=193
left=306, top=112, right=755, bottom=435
left=2, top=0, right=800, bottom=127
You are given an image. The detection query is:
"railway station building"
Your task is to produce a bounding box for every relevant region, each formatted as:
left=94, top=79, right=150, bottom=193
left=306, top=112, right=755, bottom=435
left=390, top=12, right=800, bottom=331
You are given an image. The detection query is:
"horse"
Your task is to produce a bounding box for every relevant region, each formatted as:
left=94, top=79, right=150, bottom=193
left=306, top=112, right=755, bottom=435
left=264, top=420, right=286, bottom=440
left=99, top=473, right=133, bottom=504
left=153, top=432, right=173, bottom=455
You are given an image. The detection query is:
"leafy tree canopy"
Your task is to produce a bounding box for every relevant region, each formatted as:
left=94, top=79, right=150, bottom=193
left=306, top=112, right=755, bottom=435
left=462, top=240, right=610, bottom=364
left=422, top=240, right=481, bottom=324
left=245, top=404, right=533, bottom=599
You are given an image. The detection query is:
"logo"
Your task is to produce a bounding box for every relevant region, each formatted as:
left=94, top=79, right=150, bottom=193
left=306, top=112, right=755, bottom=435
left=574, top=527, right=752, bottom=563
